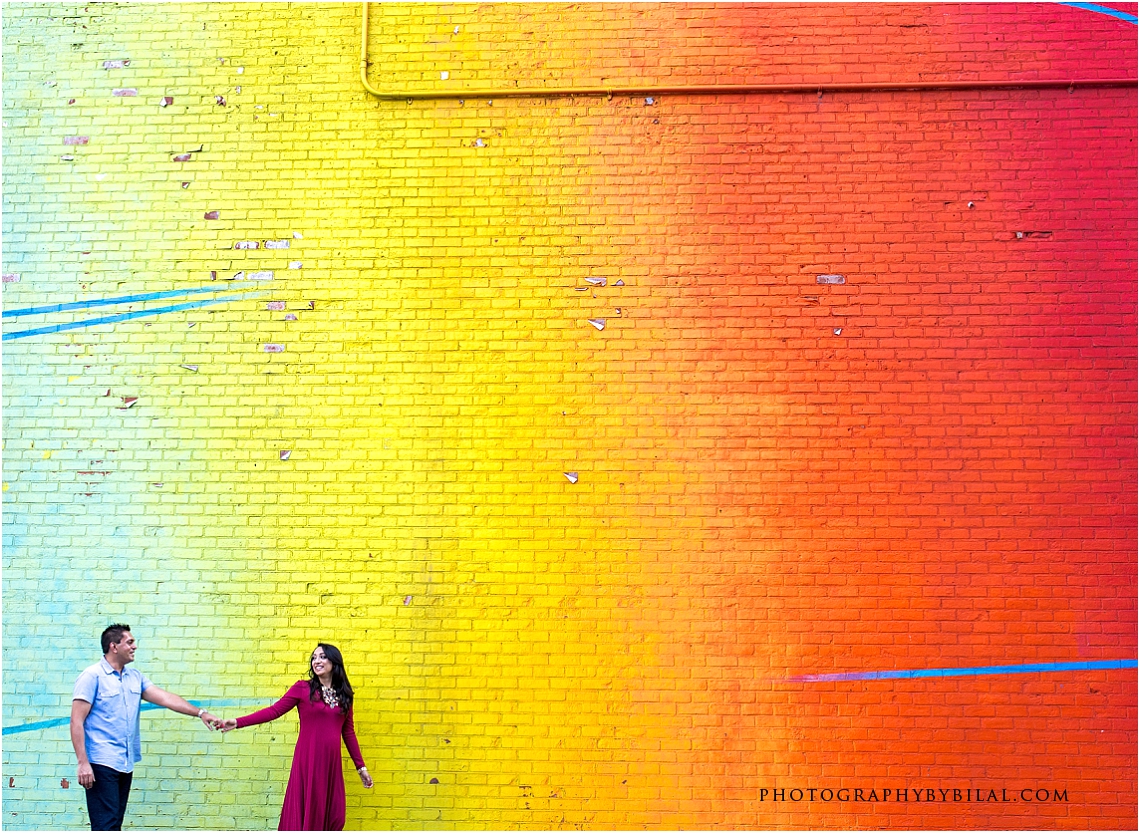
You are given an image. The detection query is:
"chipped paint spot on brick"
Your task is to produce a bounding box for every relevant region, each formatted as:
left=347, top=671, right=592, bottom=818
left=264, top=240, right=290, bottom=249
left=587, top=318, right=605, bottom=331
left=112, top=89, right=137, bottom=97
left=203, top=211, right=219, bottom=220
left=215, top=95, right=227, bottom=106
left=117, top=397, right=138, bottom=409
left=262, top=344, right=284, bottom=353
left=284, top=313, right=297, bottom=321
left=61, top=779, right=70, bottom=789
left=2, top=273, right=20, bottom=284
left=564, top=472, right=579, bottom=484
left=234, top=241, right=259, bottom=250
left=160, top=96, right=173, bottom=107
left=180, top=364, right=199, bottom=372
left=280, top=450, right=292, bottom=460
left=248, top=271, right=274, bottom=281
left=173, top=146, right=203, bottom=163
left=64, top=136, right=89, bottom=145
left=288, top=261, right=303, bottom=270
left=267, top=301, right=286, bottom=311
left=816, top=274, right=845, bottom=285
left=102, top=59, right=130, bottom=69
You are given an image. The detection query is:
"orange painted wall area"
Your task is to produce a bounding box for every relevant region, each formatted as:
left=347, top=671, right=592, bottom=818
left=3, top=3, right=1137, bottom=829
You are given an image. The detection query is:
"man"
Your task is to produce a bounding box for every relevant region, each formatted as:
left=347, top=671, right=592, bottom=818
left=70, top=624, right=220, bottom=831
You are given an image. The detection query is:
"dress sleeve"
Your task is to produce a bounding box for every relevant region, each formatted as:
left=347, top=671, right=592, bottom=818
left=341, top=707, right=366, bottom=770
left=234, top=681, right=305, bottom=729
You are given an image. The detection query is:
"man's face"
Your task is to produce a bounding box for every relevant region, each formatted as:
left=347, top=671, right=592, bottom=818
left=110, top=631, right=137, bottom=664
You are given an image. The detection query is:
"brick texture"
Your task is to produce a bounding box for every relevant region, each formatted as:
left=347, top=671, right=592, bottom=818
left=2, top=3, right=1136, bottom=829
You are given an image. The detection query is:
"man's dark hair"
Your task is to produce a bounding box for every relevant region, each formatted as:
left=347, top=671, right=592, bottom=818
left=101, top=624, right=131, bottom=655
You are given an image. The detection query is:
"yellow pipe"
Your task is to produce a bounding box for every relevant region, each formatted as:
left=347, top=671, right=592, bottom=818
left=361, top=2, right=1137, bottom=101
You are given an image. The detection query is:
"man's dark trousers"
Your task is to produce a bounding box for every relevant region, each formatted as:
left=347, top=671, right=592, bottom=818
left=85, top=763, right=133, bottom=831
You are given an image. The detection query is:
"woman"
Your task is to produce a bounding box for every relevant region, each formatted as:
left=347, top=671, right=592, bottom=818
left=220, top=644, right=373, bottom=831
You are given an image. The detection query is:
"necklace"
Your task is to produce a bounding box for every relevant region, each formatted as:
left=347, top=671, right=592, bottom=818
left=320, top=684, right=338, bottom=709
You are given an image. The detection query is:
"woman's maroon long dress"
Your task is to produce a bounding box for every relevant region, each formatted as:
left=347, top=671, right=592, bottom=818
left=235, top=680, right=367, bottom=831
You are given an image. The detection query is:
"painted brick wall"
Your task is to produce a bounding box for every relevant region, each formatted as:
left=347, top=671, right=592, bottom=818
left=2, top=3, right=1136, bottom=829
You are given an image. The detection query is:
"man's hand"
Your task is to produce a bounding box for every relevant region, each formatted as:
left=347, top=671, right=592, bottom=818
left=199, top=710, right=219, bottom=729
left=77, top=762, right=95, bottom=790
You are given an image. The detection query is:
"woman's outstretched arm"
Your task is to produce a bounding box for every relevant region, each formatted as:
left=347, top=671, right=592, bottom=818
left=219, top=680, right=305, bottom=731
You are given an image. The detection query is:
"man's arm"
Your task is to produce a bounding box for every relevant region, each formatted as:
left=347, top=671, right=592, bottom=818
left=70, top=699, right=95, bottom=789
left=141, top=686, right=218, bottom=728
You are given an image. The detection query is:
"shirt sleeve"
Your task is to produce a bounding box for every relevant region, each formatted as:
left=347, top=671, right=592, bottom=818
left=234, top=681, right=305, bottom=729
left=73, top=669, right=97, bottom=704
left=341, top=706, right=366, bottom=770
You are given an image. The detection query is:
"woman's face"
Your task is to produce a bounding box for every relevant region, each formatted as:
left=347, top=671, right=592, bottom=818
left=311, top=647, right=333, bottom=680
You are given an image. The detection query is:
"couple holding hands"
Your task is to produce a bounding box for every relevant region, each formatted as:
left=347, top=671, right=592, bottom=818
left=72, top=625, right=370, bottom=832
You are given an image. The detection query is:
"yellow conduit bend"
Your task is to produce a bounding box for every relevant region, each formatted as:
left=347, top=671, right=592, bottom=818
left=360, top=2, right=1137, bottom=100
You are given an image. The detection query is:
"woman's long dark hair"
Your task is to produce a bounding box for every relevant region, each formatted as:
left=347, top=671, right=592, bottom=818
left=307, top=643, right=354, bottom=712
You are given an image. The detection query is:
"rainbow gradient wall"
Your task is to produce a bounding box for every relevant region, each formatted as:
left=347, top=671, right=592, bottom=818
left=2, top=3, right=1137, bottom=829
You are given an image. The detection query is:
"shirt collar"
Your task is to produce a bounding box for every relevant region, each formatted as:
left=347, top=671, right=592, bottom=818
left=99, top=658, right=122, bottom=676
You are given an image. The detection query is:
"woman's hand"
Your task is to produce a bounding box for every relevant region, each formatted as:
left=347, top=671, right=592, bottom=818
left=358, top=766, right=373, bottom=788
left=217, top=718, right=238, bottom=732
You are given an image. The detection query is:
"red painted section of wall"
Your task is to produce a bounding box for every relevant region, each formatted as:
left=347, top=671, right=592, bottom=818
left=551, top=5, right=1136, bottom=826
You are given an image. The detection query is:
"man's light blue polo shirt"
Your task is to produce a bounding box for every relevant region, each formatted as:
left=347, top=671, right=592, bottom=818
left=73, top=659, right=152, bottom=773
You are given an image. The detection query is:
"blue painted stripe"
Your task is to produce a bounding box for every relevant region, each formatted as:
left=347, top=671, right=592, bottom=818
left=3, top=285, right=252, bottom=319
left=788, top=659, right=1138, bottom=683
left=2, top=699, right=266, bottom=736
left=1061, top=2, right=1139, bottom=23
left=2, top=293, right=263, bottom=341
